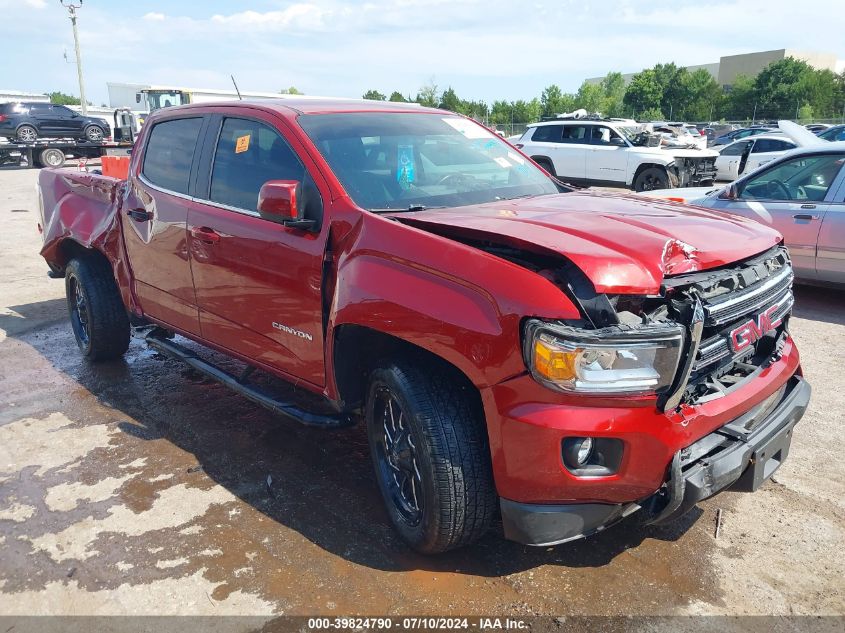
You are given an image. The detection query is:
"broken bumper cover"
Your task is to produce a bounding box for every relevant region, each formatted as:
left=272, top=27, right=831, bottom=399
left=646, top=375, right=810, bottom=525
left=499, top=375, right=810, bottom=546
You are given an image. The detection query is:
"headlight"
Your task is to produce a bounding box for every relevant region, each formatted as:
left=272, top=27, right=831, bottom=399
left=523, top=320, right=684, bottom=395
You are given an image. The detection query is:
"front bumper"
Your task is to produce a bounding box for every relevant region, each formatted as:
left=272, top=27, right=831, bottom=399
left=499, top=375, right=810, bottom=546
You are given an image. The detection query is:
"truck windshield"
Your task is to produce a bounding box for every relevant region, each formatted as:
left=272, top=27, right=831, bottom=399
left=146, top=91, right=186, bottom=112
left=298, top=113, right=559, bottom=211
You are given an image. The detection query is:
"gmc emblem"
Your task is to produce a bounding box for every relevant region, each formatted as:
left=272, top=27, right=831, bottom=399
left=729, top=304, right=783, bottom=353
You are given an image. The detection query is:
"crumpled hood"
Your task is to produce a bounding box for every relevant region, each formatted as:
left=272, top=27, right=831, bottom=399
left=394, top=191, right=781, bottom=295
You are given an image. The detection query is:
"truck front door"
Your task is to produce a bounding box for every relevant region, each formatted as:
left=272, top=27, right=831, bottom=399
left=187, top=113, right=328, bottom=387
left=123, top=115, right=205, bottom=334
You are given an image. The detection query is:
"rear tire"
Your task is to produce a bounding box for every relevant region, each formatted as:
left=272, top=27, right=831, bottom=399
left=65, top=257, right=130, bottom=361
left=16, top=125, right=37, bottom=142
left=633, top=166, right=669, bottom=192
left=365, top=360, right=496, bottom=554
left=39, top=148, right=66, bottom=168
left=84, top=125, right=105, bottom=142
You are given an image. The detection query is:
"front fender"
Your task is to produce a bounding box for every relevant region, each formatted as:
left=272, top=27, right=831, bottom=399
left=326, top=212, right=581, bottom=390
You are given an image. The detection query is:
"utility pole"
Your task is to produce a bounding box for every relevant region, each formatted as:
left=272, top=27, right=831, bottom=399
left=60, top=0, right=87, bottom=115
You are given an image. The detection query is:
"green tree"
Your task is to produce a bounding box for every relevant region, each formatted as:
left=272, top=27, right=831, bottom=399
left=682, top=69, right=723, bottom=121
left=388, top=91, right=407, bottom=102
left=438, top=86, right=463, bottom=112
left=600, top=72, right=626, bottom=117
left=415, top=78, right=439, bottom=107
left=362, top=89, right=386, bottom=101
left=49, top=91, right=80, bottom=105
left=279, top=86, right=302, bottom=95
left=724, top=73, right=756, bottom=120
left=623, top=69, right=662, bottom=116
left=574, top=81, right=605, bottom=113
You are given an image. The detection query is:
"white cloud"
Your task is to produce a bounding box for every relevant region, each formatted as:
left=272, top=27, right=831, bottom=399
left=24, top=0, right=47, bottom=8
left=143, top=12, right=165, bottom=21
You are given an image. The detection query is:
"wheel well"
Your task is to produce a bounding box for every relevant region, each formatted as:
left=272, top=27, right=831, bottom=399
left=632, top=163, right=668, bottom=183
left=530, top=155, right=552, bottom=167
left=56, top=239, right=110, bottom=272
left=332, top=324, right=483, bottom=415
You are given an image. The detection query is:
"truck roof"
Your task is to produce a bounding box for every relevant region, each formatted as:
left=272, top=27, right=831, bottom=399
left=159, top=98, right=434, bottom=116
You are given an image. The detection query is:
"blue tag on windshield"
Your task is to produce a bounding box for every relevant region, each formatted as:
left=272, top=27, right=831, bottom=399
left=397, top=145, right=415, bottom=189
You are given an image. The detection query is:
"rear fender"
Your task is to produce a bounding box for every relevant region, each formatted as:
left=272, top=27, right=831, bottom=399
left=38, top=169, right=135, bottom=311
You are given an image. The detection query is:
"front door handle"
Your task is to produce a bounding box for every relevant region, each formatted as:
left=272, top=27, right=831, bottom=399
left=126, top=208, right=152, bottom=222
left=792, top=213, right=819, bottom=221
left=190, top=226, right=221, bottom=244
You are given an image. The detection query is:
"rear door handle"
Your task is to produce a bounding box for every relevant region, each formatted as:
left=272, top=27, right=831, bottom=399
left=190, top=226, right=221, bottom=244
left=126, top=208, right=152, bottom=222
left=792, top=213, right=819, bottom=221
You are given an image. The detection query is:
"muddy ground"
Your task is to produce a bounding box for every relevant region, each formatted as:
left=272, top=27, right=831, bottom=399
left=1, top=167, right=843, bottom=618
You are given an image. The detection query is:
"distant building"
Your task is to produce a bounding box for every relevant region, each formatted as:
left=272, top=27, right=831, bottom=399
left=0, top=90, right=49, bottom=103
left=585, top=48, right=843, bottom=88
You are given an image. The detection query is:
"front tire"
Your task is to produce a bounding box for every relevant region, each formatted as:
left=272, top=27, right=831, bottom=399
left=83, top=125, right=105, bottom=142
left=365, top=360, right=496, bottom=554
left=65, top=257, right=130, bottom=361
left=633, top=166, right=669, bottom=192
left=16, top=125, right=37, bottom=142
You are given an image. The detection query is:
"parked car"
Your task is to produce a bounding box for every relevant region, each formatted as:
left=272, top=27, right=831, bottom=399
left=642, top=140, right=845, bottom=285
left=38, top=99, right=809, bottom=553
left=515, top=119, right=718, bottom=191
left=710, top=127, right=778, bottom=147
left=715, top=135, right=798, bottom=180
left=805, top=123, right=832, bottom=133
left=0, top=102, right=110, bottom=142
left=818, top=125, right=845, bottom=142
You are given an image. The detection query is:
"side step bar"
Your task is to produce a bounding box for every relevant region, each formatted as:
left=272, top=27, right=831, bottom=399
left=145, top=331, right=354, bottom=429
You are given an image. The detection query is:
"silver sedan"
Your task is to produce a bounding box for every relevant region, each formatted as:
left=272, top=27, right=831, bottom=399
left=642, top=141, right=845, bottom=285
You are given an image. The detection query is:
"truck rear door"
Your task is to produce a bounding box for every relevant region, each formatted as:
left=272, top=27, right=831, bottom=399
left=122, top=115, right=206, bottom=335
left=187, top=111, right=329, bottom=387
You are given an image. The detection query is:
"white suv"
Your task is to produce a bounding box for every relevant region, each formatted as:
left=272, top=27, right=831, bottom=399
left=515, top=120, right=719, bottom=192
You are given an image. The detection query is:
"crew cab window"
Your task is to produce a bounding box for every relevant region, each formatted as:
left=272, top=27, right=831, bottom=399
left=739, top=153, right=845, bottom=202
left=209, top=117, right=306, bottom=212
left=559, top=125, right=590, bottom=144
left=141, top=117, right=203, bottom=195
left=720, top=140, right=752, bottom=156
left=530, top=125, right=563, bottom=142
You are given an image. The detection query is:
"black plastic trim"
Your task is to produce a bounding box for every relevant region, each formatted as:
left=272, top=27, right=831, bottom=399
left=500, top=498, right=639, bottom=546
left=145, top=331, right=353, bottom=429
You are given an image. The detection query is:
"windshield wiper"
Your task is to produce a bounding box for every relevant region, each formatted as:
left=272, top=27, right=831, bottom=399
left=372, top=204, right=444, bottom=213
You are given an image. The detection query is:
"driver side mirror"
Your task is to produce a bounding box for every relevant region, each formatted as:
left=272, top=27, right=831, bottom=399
left=610, top=137, right=626, bottom=147
left=718, top=183, right=739, bottom=200
left=257, top=180, right=316, bottom=230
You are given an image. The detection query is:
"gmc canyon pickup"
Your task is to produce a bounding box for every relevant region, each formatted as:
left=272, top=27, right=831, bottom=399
left=37, top=99, right=810, bottom=553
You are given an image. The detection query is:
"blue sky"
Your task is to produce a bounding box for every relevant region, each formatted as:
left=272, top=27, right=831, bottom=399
left=2, top=0, right=843, bottom=105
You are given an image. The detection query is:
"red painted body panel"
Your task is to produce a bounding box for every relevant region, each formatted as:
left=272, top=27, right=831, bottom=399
left=37, top=98, right=803, bottom=509
left=397, top=191, right=782, bottom=295
left=484, top=337, right=800, bottom=504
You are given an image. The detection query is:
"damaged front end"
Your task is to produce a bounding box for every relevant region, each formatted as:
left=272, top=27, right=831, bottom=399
left=668, top=156, right=718, bottom=187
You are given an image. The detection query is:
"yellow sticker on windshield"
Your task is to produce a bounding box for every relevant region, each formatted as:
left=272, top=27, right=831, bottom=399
left=235, top=134, right=251, bottom=153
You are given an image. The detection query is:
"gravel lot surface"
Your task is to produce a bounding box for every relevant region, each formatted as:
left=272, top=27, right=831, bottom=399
left=0, top=167, right=843, bottom=620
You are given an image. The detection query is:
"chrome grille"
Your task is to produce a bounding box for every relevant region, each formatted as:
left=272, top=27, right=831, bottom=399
left=693, top=290, right=794, bottom=371
left=703, top=264, right=794, bottom=326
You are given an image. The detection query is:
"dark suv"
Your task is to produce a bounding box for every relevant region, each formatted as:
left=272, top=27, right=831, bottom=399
left=0, top=102, right=110, bottom=142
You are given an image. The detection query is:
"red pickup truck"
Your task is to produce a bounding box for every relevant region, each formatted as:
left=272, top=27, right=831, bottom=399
left=37, top=99, right=810, bottom=553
